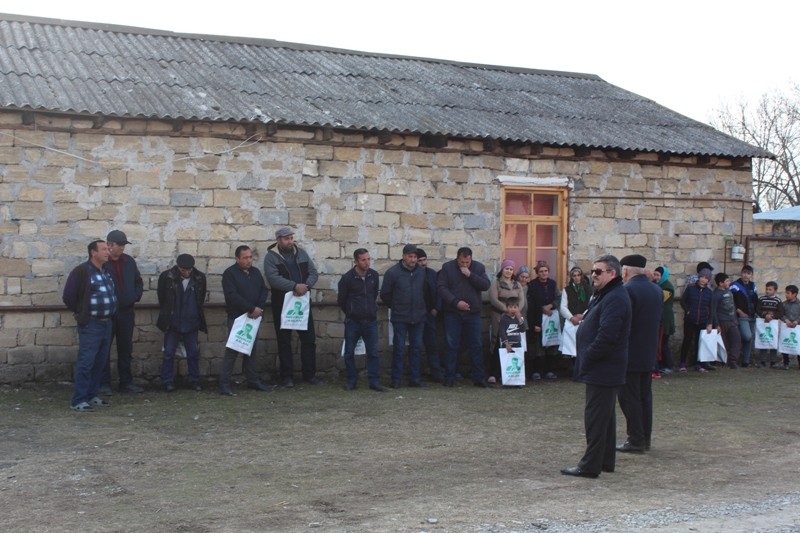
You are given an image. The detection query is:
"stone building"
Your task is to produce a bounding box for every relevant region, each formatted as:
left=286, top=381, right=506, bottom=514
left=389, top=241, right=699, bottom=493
left=0, top=14, right=772, bottom=384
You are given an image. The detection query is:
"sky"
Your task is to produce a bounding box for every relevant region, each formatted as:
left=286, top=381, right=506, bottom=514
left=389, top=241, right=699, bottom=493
left=1, top=0, right=798, bottom=124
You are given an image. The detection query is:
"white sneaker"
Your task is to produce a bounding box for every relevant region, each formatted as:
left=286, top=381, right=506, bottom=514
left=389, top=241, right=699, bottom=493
left=89, top=396, right=110, bottom=407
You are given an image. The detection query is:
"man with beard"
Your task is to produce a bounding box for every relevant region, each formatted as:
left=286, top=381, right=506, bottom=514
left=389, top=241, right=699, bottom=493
left=264, top=227, right=321, bottom=387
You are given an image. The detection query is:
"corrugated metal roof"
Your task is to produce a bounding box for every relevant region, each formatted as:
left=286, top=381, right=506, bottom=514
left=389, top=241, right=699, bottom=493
left=0, top=13, right=770, bottom=158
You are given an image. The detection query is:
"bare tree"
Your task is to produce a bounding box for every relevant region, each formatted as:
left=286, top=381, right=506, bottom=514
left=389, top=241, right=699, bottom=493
left=711, top=87, right=800, bottom=211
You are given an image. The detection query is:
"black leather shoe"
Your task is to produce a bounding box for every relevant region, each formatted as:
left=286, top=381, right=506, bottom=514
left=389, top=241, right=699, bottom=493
left=282, top=378, right=295, bottom=388
left=474, top=381, right=489, bottom=388
left=616, top=441, right=646, bottom=453
left=219, top=385, right=235, bottom=396
left=602, top=465, right=615, bottom=473
left=560, top=466, right=599, bottom=478
left=248, top=382, right=273, bottom=392
left=343, top=383, right=357, bottom=391
left=369, top=383, right=388, bottom=392
left=119, top=383, right=144, bottom=393
left=390, top=380, right=401, bottom=389
left=408, top=381, right=427, bottom=388
left=191, top=383, right=202, bottom=392
left=164, top=383, right=175, bottom=393
left=304, top=377, right=324, bottom=385
left=443, top=380, right=455, bottom=387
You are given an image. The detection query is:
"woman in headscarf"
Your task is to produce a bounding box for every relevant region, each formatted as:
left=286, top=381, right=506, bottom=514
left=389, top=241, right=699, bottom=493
left=559, top=266, right=593, bottom=326
left=653, top=266, right=675, bottom=374
left=487, top=259, right=526, bottom=383
left=527, top=260, right=560, bottom=380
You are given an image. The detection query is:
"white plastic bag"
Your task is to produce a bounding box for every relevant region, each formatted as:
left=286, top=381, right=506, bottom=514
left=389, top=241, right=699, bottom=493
left=779, top=324, right=800, bottom=356
left=560, top=321, right=578, bottom=357
left=754, top=318, right=779, bottom=350
left=698, top=329, right=727, bottom=363
left=225, top=313, right=262, bottom=356
left=281, top=292, right=310, bottom=330
left=499, top=346, right=526, bottom=386
left=541, top=310, right=561, bottom=347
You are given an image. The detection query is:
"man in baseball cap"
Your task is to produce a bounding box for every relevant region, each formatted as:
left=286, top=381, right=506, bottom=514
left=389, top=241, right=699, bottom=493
left=102, top=229, right=144, bottom=393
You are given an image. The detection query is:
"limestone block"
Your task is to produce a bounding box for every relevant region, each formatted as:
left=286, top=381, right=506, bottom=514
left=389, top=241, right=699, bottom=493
left=4, top=312, right=44, bottom=329
left=640, top=219, right=664, bottom=234
left=302, top=160, right=319, bottom=177
left=434, top=152, right=462, bottom=167
left=31, top=260, right=64, bottom=277
left=616, top=219, right=640, bottom=234
left=531, top=160, right=557, bottom=174
left=331, top=226, right=360, bottom=242
left=400, top=213, right=427, bottom=229
left=377, top=150, right=404, bottom=165
left=87, top=205, right=120, bottom=221
left=196, top=171, right=228, bottom=189
left=305, top=145, right=334, bottom=160
left=0, top=363, right=34, bottom=383
left=625, top=234, right=648, bottom=247
left=333, top=147, right=362, bottom=161
left=278, top=191, right=311, bottom=208
left=354, top=194, right=385, bottom=211
left=446, top=168, right=470, bottom=184
left=408, top=152, right=434, bottom=167
left=436, top=183, right=461, bottom=199
left=319, top=160, right=350, bottom=178
left=373, top=212, right=399, bottom=227
left=626, top=178, right=648, bottom=192
left=213, top=190, right=243, bottom=207
left=421, top=167, right=446, bottom=182
left=463, top=185, right=487, bottom=200
left=386, top=196, right=412, bottom=213
left=35, top=328, right=75, bottom=346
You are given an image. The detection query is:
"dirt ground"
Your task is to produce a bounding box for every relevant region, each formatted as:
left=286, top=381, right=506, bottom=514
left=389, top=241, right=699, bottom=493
left=1, top=366, right=799, bottom=533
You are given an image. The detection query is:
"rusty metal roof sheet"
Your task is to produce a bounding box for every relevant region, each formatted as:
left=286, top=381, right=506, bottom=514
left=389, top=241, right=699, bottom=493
left=0, top=14, right=770, bottom=158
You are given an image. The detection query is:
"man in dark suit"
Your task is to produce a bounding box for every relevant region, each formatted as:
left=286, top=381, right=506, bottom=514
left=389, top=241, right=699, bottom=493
left=561, top=254, right=631, bottom=479
left=617, top=254, right=663, bottom=453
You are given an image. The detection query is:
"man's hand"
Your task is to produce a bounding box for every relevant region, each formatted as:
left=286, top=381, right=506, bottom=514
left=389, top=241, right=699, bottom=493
left=570, top=314, right=583, bottom=325
left=249, top=307, right=263, bottom=319
left=459, top=266, right=471, bottom=277
left=294, top=283, right=309, bottom=296
left=456, top=300, right=471, bottom=312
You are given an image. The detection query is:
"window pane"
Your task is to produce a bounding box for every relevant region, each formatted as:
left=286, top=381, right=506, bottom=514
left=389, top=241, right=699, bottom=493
left=504, top=224, right=528, bottom=247
left=533, top=195, right=558, bottom=216
left=535, top=225, right=558, bottom=247
left=506, top=193, right=531, bottom=215
left=534, top=250, right=558, bottom=273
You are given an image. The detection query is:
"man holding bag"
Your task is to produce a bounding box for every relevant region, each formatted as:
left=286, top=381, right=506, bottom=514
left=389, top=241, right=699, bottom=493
left=264, top=227, right=321, bottom=387
left=219, top=245, right=271, bottom=395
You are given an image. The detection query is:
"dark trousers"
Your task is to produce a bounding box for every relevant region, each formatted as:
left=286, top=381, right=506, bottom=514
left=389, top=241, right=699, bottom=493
left=577, top=384, right=617, bottom=475
left=161, top=329, right=200, bottom=385
left=617, top=371, right=653, bottom=447
left=220, top=317, right=261, bottom=387
left=271, top=304, right=316, bottom=381
left=422, top=311, right=443, bottom=380
left=103, top=308, right=135, bottom=387
left=680, top=321, right=705, bottom=365
left=343, top=318, right=380, bottom=387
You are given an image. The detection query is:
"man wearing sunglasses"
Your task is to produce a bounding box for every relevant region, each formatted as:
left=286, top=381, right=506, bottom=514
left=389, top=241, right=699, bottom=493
left=561, top=254, right=631, bottom=479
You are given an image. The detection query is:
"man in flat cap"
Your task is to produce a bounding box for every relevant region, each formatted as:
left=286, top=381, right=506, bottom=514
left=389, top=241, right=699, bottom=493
left=617, top=254, right=663, bottom=453
left=102, top=229, right=144, bottom=394
left=157, top=254, right=207, bottom=392
left=264, top=227, right=321, bottom=387
left=380, top=244, right=428, bottom=388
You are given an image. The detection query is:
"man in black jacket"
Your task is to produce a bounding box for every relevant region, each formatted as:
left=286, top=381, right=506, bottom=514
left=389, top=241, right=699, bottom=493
left=102, top=229, right=144, bottom=394
left=219, top=245, right=271, bottom=395
left=380, top=244, right=427, bottom=388
left=562, top=254, right=631, bottom=479
left=338, top=248, right=387, bottom=392
left=616, top=254, right=663, bottom=453
left=157, top=254, right=207, bottom=392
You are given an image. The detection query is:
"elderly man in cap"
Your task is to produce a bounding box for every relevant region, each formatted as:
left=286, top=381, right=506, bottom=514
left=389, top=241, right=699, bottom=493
left=617, top=254, right=663, bottom=453
left=264, top=227, right=321, bottom=387
left=101, top=229, right=144, bottom=394
left=380, top=244, right=429, bottom=388
left=157, top=254, right=208, bottom=392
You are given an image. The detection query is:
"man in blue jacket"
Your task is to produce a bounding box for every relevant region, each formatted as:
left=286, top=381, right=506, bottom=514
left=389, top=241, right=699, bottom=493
left=562, top=254, right=631, bottom=478
left=102, top=230, right=144, bottom=394
left=437, top=247, right=491, bottom=387
left=338, top=248, right=388, bottom=392
left=616, top=254, right=663, bottom=453
left=380, top=244, right=428, bottom=388
left=730, top=265, right=759, bottom=367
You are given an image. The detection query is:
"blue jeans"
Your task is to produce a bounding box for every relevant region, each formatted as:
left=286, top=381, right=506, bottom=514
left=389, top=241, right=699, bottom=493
left=738, top=317, right=755, bottom=364
left=391, top=321, right=424, bottom=384
left=343, top=318, right=380, bottom=386
left=161, top=329, right=200, bottom=385
left=443, top=312, right=484, bottom=384
left=72, top=318, right=113, bottom=407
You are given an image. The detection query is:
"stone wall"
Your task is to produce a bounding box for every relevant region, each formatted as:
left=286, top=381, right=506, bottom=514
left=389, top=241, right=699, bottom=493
left=0, top=110, right=765, bottom=384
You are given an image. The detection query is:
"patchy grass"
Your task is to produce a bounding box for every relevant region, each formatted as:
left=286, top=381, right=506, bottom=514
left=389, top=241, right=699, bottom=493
left=1, top=367, right=798, bottom=532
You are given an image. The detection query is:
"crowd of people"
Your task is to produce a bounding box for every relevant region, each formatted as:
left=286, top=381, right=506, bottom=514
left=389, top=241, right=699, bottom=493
left=61, top=231, right=800, bottom=413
